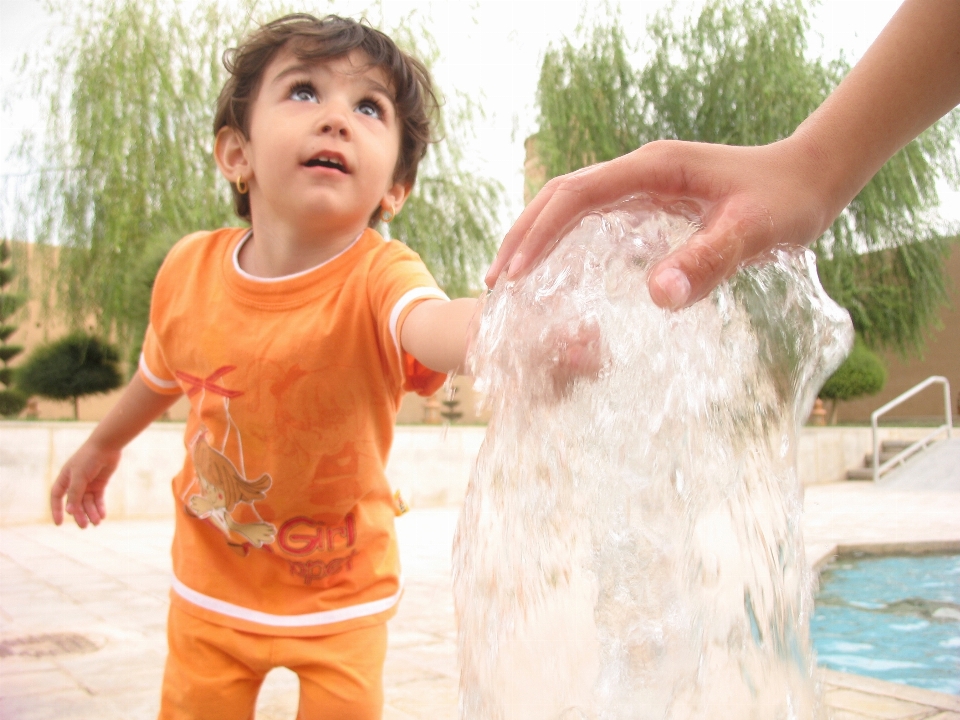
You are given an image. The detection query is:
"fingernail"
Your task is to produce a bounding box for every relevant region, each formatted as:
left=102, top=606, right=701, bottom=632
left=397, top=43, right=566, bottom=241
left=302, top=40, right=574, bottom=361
left=652, top=268, right=691, bottom=309
left=506, top=252, right=523, bottom=278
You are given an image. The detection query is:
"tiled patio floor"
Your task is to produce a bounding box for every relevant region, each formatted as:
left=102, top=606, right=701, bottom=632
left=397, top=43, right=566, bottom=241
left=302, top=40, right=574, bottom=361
left=1, top=478, right=958, bottom=719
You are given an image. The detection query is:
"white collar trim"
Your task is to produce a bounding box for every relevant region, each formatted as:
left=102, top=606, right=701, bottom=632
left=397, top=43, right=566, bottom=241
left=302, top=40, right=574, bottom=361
left=232, top=229, right=364, bottom=283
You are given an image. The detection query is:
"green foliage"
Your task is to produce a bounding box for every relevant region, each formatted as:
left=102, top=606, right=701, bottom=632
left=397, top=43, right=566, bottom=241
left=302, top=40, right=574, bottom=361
left=0, top=345, right=24, bottom=364
left=20, top=0, right=248, bottom=356
left=0, top=293, right=25, bottom=323
left=819, top=337, right=886, bottom=402
left=372, top=15, right=504, bottom=298
left=534, top=0, right=959, bottom=356
left=818, top=236, right=956, bottom=354
left=17, top=332, right=122, bottom=404
left=0, top=389, right=28, bottom=417
left=122, top=242, right=171, bottom=372
left=19, top=0, right=503, bottom=368
left=536, top=14, right=642, bottom=183
left=0, top=239, right=27, bottom=416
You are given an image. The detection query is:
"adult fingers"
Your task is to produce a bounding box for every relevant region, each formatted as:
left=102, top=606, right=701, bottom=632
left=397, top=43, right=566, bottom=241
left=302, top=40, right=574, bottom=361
left=487, top=165, right=614, bottom=286
left=647, top=199, right=774, bottom=309
left=515, top=162, right=637, bottom=279
left=487, top=141, right=714, bottom=288
left=485, top=179, right=561, bottom=287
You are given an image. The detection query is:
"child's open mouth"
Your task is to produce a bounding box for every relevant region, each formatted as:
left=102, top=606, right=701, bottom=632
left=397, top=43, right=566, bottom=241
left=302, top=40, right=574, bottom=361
left=304, top=154, right=348, bottom=173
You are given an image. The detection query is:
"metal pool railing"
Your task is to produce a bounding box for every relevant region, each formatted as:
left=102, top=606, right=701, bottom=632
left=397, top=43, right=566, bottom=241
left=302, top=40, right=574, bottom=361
left=871, top=375, right=953, bottom=482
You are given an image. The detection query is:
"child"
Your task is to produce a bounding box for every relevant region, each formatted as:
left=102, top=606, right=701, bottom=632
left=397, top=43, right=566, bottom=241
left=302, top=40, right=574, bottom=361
left=49, top=13, right=479, bottom=719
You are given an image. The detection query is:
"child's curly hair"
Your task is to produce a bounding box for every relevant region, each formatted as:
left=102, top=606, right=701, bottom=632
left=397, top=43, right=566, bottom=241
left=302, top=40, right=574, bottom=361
left=214, top=14, right=438, bottom=221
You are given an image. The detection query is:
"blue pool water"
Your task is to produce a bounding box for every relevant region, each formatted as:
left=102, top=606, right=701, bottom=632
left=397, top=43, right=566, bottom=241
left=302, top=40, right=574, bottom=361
left=811, top=553, right=960, bottom=695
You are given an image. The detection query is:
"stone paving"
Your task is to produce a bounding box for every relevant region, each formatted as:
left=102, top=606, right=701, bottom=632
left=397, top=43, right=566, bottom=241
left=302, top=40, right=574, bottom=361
left=1, top=478, right=958, bottom=719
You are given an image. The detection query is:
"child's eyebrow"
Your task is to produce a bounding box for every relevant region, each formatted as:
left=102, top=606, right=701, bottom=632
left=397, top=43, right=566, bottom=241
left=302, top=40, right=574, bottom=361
left=270, top=61, right=395, bottom=102
left=270, top=62, right=316, bottom=85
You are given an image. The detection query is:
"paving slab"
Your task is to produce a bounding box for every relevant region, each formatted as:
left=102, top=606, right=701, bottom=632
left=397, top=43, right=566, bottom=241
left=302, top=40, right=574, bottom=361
left=1, top=481, right=957, bottom=719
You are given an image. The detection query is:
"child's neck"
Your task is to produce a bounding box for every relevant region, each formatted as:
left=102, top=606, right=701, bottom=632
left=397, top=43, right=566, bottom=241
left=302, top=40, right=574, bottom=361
left=238, top=213, right=368, bottom=279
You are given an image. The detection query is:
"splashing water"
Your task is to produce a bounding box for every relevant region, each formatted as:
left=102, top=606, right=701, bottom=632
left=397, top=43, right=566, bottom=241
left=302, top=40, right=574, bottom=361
left=453, top=197, right=853, bottom=720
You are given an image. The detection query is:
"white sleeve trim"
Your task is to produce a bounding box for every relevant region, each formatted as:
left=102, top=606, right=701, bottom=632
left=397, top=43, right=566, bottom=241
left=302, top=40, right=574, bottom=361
left=172, top=575, right=403, bottom=628
left=138, top=353, right=180, bottom=390
left=388, top=287, right=449, bottom=359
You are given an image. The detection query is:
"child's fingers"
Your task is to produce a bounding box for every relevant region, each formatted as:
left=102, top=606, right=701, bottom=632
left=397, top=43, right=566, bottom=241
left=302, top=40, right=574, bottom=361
left=82, top=491, right=104, bottom=526
left=63, top=472, right=93, bottom=529
left=49, top=470, right=70, bottom=526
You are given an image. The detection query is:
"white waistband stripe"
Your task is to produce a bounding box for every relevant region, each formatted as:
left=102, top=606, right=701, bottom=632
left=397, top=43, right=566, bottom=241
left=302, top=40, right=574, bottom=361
left=171, top=576, right=403, bottom=627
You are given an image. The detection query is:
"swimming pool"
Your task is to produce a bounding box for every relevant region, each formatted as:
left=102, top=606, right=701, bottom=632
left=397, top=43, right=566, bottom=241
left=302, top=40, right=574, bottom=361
left=811, top=552, right=960, bottom=695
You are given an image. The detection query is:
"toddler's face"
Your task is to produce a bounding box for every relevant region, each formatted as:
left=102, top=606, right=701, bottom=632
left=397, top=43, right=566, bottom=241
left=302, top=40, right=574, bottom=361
left=240, top=48, right=407, bottom=236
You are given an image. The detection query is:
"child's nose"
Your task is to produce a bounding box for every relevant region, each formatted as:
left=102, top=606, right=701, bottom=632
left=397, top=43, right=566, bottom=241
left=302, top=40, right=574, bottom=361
left=318, top=103, right=351, bottom=139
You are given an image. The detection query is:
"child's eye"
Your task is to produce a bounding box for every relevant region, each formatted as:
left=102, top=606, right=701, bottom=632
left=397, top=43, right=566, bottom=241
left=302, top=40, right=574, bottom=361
left=356, top=99, right=384, bottom=120
left=290, top=83, right=317, bottom=103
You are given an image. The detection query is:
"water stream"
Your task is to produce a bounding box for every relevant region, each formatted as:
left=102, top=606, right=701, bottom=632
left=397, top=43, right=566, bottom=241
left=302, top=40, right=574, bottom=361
left=454, top=197, right=853, bottom=720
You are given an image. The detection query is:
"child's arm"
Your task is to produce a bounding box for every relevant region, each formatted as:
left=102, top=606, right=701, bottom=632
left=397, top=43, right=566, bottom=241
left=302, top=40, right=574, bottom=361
left=400, top=298, right=479, bottom=374
left=51, top=374, right=180, bottom=528
left=401, top=297, right=602, bottom=394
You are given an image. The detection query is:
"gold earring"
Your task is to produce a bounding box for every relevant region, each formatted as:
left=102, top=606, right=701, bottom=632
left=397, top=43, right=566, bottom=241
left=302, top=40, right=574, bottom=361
left=380, top=207, right=394, bottom=223
left=236, top=176, right=248, bottom=195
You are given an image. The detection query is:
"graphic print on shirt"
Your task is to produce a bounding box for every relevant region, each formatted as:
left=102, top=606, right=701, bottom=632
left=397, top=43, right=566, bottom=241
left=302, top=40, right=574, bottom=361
left=177, top=366, right=277, bottom=556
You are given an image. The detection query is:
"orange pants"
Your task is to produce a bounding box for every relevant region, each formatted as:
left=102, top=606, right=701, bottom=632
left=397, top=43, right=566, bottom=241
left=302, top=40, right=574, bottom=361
left=159, top=605, right=387, bottom=720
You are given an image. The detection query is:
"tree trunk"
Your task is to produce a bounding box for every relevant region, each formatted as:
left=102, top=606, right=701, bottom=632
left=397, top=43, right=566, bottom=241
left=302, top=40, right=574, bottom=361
left=828, top=399, right=839, bottom=426
left=73, top=396, right=79, bottom=420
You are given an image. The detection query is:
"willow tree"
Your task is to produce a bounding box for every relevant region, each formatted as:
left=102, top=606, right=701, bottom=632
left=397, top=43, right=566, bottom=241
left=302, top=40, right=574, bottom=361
left=20, top=0, right=502, bottom=367
left=19, top=0, right=242, bottom=365
left=535, top=0, right=959, bottom=356
left=388, top=16, right=503, bottom=298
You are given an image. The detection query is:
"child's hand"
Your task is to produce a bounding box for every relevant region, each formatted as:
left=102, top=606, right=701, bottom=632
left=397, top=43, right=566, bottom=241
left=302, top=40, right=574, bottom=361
left=50, top=441, right=121, bottom=528
left=549, top=321, right=604, bottom=397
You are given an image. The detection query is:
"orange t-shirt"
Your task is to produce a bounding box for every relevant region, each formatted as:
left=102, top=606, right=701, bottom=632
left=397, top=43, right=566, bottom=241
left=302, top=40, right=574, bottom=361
left=138, top=227, right=447, bottom=636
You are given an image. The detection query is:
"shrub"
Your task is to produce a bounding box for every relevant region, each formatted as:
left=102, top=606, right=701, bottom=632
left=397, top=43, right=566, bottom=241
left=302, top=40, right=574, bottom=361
left=17, top=332, right=122, bottom=419
left=819, top=337, right=886, bottom=423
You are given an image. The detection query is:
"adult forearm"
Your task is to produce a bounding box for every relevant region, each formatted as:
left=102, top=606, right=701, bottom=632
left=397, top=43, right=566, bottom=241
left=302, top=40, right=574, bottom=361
left=793, top=0, right=960, bottom=233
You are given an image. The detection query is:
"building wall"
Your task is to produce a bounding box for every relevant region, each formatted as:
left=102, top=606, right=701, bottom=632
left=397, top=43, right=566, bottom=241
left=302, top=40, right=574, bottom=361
left=10, top=229, right=956, bottom=426
left=3, top=421, right=930, bottom=526
left=836, top=242, right=960, bottom=423
left=7, top=241, right=486, bottom=425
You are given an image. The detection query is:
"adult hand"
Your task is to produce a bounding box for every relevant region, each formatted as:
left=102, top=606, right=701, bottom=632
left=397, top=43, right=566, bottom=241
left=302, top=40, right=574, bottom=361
left=487, top=0, right=960, bottom=310
left=486, top=137, right=830, bottom=310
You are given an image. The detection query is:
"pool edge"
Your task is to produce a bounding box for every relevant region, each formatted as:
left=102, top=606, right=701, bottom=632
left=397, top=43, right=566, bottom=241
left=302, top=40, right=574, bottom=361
left=809, top=539, right=960, bottom=571
left=820, top=668, right=960, bottom=712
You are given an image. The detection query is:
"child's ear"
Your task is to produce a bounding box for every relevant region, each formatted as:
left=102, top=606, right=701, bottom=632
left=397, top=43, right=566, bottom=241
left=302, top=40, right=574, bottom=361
left=382, top=181, right=412, bottom=216
left=214, top=126, right=252, bottom=185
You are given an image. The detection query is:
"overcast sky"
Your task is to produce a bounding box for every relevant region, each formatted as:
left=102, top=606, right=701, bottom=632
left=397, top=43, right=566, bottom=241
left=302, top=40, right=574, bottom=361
left=1, top=0, right=957, bottom=241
